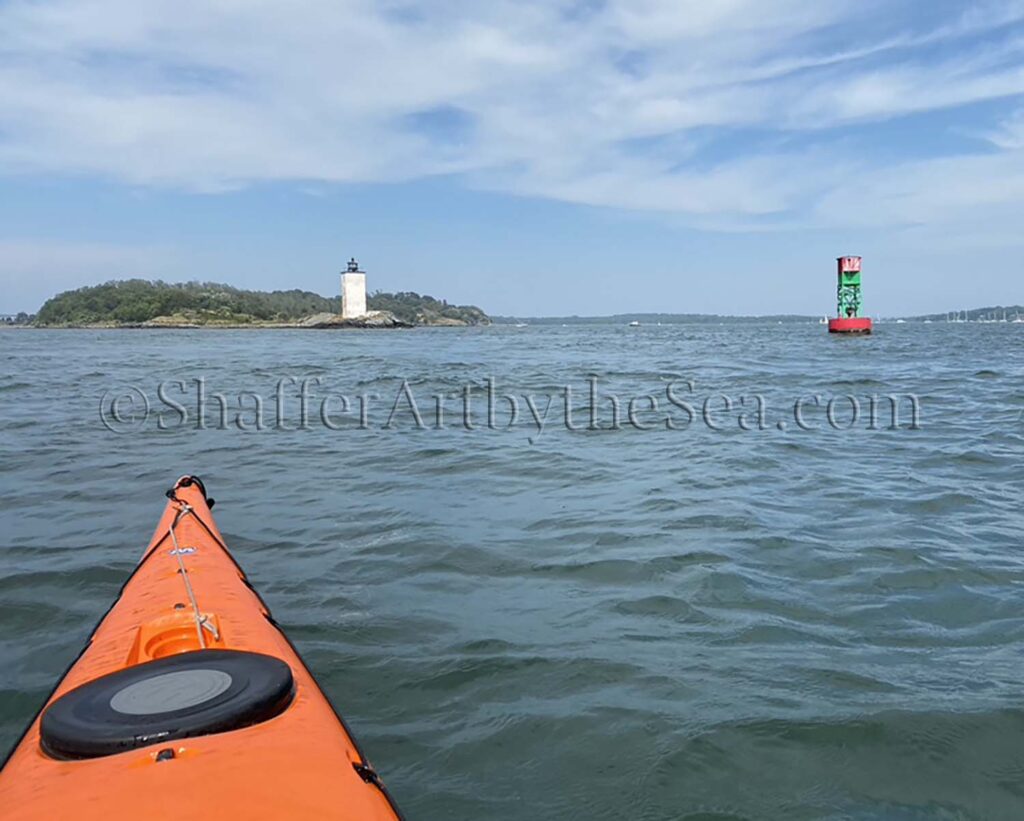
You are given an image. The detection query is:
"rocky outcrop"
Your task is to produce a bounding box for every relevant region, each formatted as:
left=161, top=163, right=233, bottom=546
left=423, top=316, right=471, bottom=326
left=299, top=311, right=413, bottom=329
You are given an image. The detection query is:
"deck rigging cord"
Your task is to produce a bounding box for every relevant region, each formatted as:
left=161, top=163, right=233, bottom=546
left=167, top=502, right=220, bottom=648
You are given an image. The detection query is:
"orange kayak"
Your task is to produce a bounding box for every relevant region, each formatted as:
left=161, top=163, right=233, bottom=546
left=0, top=476, right=402, bottom=820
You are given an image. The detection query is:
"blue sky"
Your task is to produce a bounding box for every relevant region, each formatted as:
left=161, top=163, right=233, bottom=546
left=2, top=0, right=1024, bottom=316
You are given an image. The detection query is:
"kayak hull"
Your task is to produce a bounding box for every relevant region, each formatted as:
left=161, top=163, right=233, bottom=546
left=0, top=478, right=401, bottom=820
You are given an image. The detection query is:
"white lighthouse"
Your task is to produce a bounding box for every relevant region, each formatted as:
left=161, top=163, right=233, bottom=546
left=340, top=258, right=367, bottom=318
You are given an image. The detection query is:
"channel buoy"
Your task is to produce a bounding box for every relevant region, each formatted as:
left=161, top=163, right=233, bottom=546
left=827, top=256, right=873, bottom=334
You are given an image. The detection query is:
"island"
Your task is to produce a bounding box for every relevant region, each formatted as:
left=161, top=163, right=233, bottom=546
left=31, top=279, right=490, bottom=328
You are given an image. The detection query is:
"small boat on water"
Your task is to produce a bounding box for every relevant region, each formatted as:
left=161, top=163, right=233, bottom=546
left=628, top=320, right=640, bottom=327
left=0, top=476, right=402, bottom=820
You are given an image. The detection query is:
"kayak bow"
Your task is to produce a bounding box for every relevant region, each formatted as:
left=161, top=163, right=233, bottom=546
left=0, top=476, right=402, bottom=820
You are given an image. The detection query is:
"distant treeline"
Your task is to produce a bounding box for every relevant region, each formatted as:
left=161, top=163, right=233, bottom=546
left=491, top=313, right=818, bottom=325
left=496, top=306, right=1024, bottom=324
left=34, top=280, right=489, bottom=326
left=913, top=305, right=1024, bottom=322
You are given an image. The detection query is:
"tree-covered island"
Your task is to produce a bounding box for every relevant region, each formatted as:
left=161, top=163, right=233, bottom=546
left=32, top=280, right=490, bottom=328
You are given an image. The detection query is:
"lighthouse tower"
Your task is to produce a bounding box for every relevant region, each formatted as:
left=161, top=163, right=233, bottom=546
left=340, top=258, right=367, bottom=318
left=827, top=256, right=873, bottom=334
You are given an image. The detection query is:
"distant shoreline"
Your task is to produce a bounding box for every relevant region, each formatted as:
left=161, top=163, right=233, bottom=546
left=9, top=304, right=1024, bottom=328
left=492, top=305, right=1024, bottom=325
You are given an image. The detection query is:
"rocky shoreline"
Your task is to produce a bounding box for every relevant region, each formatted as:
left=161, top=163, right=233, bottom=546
left=28, top=310, right=467, bottom=329
left=298, top=311, right=413, bottom=329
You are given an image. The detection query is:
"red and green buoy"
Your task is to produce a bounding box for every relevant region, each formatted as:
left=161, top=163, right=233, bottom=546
left=828, top=256, right=873, bottom=334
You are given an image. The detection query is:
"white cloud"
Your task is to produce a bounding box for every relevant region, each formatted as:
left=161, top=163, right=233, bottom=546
left=985, top=107, right=1024, bottom=148
left=815, top=147, right=1024, bottom=230
left=0, top=0, right=1023, bottom=232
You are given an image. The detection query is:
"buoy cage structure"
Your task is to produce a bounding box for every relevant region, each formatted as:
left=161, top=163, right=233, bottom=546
left=828, top=255, right=873, bottom=334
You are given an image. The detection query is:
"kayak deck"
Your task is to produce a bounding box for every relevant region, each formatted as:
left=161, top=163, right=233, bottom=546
left=0, top=477, right=401, bottom=820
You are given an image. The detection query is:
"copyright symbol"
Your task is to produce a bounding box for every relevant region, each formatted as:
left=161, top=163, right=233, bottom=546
left=99, top=386, right=151, bottom=433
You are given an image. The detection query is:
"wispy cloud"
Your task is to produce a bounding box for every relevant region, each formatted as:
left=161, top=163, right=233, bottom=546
left=1, top=0, right=1023, bottom=231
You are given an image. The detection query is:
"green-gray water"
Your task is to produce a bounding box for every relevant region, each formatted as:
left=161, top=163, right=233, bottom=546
left=2, top=324, right=1022, bottom=819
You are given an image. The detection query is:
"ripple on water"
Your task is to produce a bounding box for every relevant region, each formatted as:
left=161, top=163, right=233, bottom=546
left=2, top=325, right=1024, bottom=820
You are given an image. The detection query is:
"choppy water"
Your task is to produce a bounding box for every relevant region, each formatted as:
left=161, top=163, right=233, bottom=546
left=2, top=323, right=1023, bottom=819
